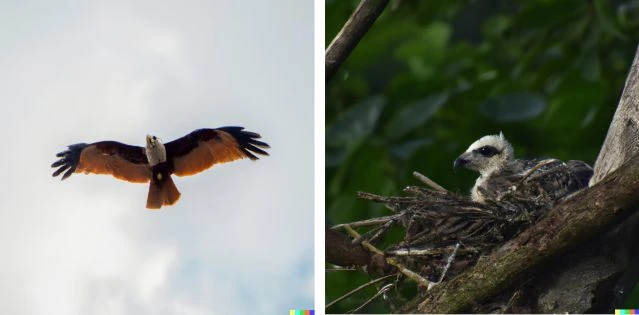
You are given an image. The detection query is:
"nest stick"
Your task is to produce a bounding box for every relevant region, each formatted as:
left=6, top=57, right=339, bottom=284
left=343, top=224, right=432, bottom=288
left=413, top=171, right=448, bottom=192
left=331, top=214, right=400, bottom=230
left=343, top=224, right=385, bottom=255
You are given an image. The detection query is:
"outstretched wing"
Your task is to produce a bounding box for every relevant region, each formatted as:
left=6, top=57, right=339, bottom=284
left=52, top=141, right=151, bottom=183
left=165, top=126, right=270, bottom=177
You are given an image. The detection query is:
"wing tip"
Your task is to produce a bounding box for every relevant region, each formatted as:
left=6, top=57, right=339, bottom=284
left=51, top=143, right=88, bottom=180
left=217, top=126, right=270, bottom=159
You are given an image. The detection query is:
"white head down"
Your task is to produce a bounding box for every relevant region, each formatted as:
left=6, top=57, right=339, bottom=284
left=453, top=132, right=514, bottom=178
left=145, top=135, right=167, bottom=166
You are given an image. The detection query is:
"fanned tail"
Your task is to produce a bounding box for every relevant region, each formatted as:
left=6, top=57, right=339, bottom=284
left=146, top=171, right=181, bottom=210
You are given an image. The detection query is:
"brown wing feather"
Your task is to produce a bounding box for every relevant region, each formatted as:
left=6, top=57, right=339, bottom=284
left=52, top=141, right=151, bottom=183
left=166, top=127, right=270, bottom=177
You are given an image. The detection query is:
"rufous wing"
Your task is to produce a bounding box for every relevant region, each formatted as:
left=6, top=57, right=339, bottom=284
left=165, top=126, right=270, bottom=177
left=52, top=141, right=151, bottom=183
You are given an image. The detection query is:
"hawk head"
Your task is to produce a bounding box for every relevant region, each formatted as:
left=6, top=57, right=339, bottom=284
left=146, top=135, right=160, bottom=148
left=454, top=132, right=514, bottom=177
left=145, top=134, right=166, bottom=166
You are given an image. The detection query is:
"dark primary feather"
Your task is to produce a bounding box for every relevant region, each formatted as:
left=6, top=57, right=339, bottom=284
left=51, top=143, right=88, bottom=180
left=217, top=126, right=270, bottom=159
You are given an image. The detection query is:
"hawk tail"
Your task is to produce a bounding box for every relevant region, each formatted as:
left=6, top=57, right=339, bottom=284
left=147, top=167, right=181, bottom=210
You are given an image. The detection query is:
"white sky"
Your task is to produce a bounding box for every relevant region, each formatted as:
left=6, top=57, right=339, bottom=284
left=0, top=1, right=313, bottom=314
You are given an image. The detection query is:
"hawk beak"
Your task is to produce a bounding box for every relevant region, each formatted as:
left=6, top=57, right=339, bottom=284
left=454, top=151, right=474, bottom=169
left=453, top=156, right=469, bottom=169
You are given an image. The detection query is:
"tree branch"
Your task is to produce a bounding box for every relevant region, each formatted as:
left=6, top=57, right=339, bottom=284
left=325, top=0, right=390, bottom=82
left=326, top=228, right=372, bottom=267
left=590, top=44, right=639, bottom=185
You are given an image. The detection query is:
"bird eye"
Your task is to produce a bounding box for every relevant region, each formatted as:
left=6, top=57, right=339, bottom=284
left=477, top=146, right=499, bottom=157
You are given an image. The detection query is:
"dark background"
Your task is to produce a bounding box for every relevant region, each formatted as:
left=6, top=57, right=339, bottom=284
left=325, top=0, right=639, bottom=313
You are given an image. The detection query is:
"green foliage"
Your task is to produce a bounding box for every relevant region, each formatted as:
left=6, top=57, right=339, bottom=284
left=326, top=0, right=639, bottom=313
left=626, top=282, right=639, bottom=308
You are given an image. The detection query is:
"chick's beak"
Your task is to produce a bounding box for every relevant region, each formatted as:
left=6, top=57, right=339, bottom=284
left=453, top=155, right=469, bottom=169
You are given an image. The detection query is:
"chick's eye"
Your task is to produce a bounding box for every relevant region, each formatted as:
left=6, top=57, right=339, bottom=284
left=477, top=146, right=498, bottom=157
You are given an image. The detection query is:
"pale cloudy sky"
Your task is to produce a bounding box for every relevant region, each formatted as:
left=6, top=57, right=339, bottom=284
left=0, top=1, right=313, bottom=314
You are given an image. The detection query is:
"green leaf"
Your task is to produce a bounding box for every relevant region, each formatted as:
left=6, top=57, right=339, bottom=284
left=327, top=95, right=386, bottom=146
left=623, top=280, right=639, bottom=308
left=593, top=0, right=628, bottom=41
left=480, top=93, right=546, bottom=122
left=384, top=93, right=448, bottom=139
left=581, top=52, right=601, bottom=82
left=482, top=15, right=512, bottom=39
left=326, top=96, right=386, bottom=167
left=395, top=22, right=451, bottom=61
left=390, top=138, right=433, bottom=160
left=394, top=22, right=452, bottom=79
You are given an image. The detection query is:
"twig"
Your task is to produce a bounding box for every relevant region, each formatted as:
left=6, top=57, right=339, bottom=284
left=325, top=267, right=357, bottom=272
left=438, top=242, right=461, bottom=283
left=518, top=159, right=558, bottom=183
left=356, top=191, right=391, bottom=201
left=413, top=171, right=448, bottom=192
left=343, top=224, right=432, bottom=288
left=503, top=289, right=523, bottom=313
left=387, top=246, right=478, bottom=257
left=326, top=273, right=398, bottom=310
left=387, top=257, right=432, bottom=288
left=366, top=219, right=395, bottom=244
left=331, top=214, right=400, bottom=230
left=325, top=0, right=390, bottom=82
left=343, top=224, right=385, bottom=255
left=347, top=283, right=395, bottom=314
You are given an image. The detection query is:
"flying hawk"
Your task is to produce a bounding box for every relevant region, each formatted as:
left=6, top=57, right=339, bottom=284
left=453, top=132, right=592, bottom=206
left=52, top=126, right=269, bottom=209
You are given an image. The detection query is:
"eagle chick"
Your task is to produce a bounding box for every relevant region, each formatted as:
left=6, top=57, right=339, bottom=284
left=454, top=132, right=592, bottom=205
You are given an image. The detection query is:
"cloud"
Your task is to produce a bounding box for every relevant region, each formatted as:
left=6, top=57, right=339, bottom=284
left=0, top=1, right=313, bottom=314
